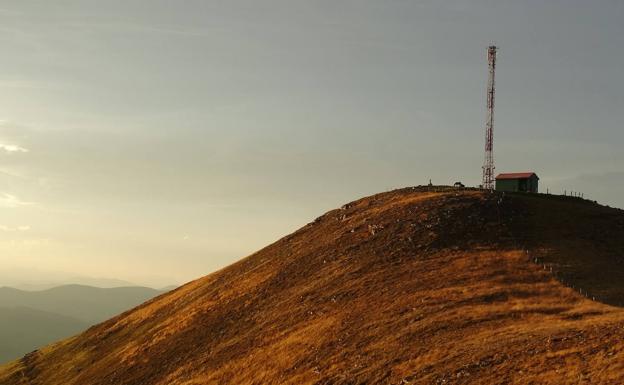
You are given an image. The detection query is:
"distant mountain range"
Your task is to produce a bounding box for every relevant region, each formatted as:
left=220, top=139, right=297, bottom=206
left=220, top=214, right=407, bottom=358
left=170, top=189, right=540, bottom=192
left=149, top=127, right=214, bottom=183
left=0, top=285, right=169, bottom=364
left=0, top=307, right=88, bottom=364
left=5, top=279, right=136, bottom=292
left=0, top=269, right=143, bottom=291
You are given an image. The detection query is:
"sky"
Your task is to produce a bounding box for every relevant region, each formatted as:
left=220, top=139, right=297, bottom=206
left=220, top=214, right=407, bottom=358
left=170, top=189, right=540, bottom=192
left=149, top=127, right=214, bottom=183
left=0, top=0, right=623, bottom=288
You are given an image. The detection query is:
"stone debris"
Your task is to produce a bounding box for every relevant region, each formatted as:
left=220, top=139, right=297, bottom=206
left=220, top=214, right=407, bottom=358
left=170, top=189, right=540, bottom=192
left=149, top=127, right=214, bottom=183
left=368, top=224, right=384, bottom=235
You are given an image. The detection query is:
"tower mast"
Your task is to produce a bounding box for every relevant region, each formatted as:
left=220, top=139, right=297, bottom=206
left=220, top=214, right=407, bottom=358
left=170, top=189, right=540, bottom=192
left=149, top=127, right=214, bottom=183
left=482, top=45, right=497, bottom=190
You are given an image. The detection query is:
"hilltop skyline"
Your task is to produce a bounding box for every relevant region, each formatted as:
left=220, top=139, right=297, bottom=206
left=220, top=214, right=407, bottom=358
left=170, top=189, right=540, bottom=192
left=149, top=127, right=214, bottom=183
left=1, top=0, right=624, bottom=286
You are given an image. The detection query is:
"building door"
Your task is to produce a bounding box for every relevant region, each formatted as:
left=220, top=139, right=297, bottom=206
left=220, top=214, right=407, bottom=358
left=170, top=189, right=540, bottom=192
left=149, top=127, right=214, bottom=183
left=518, top=179, right=528, bottom=192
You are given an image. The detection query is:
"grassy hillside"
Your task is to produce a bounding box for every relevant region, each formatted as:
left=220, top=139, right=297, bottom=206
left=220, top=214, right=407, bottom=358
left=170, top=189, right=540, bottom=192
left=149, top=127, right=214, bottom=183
left=503, top=192, right=624, bottom=306
left=1, top=188, right=624, bottom=384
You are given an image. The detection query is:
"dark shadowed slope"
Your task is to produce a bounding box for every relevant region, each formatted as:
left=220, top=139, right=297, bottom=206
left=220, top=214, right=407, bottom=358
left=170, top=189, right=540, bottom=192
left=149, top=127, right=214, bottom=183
left=2, top=188, right=624, bottom=385
left=504, top=193, right=624, bottom=306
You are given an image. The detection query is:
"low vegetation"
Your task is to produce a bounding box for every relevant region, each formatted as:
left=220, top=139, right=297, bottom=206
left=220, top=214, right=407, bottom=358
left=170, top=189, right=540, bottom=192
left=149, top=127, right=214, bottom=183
left=1, top=187, right=623, bottom=384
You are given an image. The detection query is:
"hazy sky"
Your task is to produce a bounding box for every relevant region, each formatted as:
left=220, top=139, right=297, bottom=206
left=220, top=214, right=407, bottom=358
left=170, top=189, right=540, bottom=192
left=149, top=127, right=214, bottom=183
left=1, top=0, right=623, bottom=287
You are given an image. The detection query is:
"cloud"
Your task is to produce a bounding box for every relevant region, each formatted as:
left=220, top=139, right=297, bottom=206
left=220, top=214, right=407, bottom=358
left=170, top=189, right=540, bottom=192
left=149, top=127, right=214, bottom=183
left=0, top=225, right=30, bottom=231
left=0, top=143, right=28, bottom=153
left=0, top=193, right=34, bottom=208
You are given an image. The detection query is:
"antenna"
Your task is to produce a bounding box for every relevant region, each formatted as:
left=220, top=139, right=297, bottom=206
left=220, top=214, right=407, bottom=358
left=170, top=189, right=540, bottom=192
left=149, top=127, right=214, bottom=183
left=482, top=45, right=497, bottom=190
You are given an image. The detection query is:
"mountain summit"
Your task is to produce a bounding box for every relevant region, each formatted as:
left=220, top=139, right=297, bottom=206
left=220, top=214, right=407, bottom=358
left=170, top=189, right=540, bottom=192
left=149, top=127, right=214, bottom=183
left=2, top=188, right=624, bottom=384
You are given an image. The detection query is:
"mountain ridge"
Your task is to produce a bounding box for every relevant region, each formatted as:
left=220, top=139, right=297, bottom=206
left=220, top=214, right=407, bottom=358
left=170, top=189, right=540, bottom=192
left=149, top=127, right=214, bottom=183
left=2, top=187, right=624, bottom=384
left=0, top=284, right=164, bottom=324
left=0, top=306, right=88, bottom=364
left=0, top=284, right=166, bottom=365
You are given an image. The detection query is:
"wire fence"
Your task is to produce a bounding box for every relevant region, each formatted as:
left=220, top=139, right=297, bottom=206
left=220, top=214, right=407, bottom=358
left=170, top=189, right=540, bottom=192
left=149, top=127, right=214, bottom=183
left=495, top=192, right=608, bottom=305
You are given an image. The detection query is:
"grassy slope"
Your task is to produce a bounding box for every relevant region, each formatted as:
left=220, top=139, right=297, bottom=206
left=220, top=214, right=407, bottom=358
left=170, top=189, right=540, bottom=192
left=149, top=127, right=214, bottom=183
left=1, top=188, right=624, bottom=384
left=504, top=192, right=624, bottom=306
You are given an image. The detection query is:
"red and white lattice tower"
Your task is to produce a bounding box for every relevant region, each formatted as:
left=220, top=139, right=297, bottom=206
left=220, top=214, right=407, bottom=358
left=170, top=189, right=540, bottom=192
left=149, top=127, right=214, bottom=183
left=482, top=45, right=497, bottom=190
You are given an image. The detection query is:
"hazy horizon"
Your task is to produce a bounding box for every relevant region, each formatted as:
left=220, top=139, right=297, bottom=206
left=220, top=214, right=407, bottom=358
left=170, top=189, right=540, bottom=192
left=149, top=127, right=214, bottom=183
left=1, top=0, right=623, bottom=287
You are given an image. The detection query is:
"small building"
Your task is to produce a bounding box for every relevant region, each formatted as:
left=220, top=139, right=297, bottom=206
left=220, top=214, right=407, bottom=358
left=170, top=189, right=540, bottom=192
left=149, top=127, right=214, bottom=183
left=495, top=172, right=539, bottom=193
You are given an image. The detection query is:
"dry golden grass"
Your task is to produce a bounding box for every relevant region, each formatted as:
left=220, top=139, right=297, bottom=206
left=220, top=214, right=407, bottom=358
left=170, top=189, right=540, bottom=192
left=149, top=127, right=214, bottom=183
left=1, top=187, right=624, bottom=384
